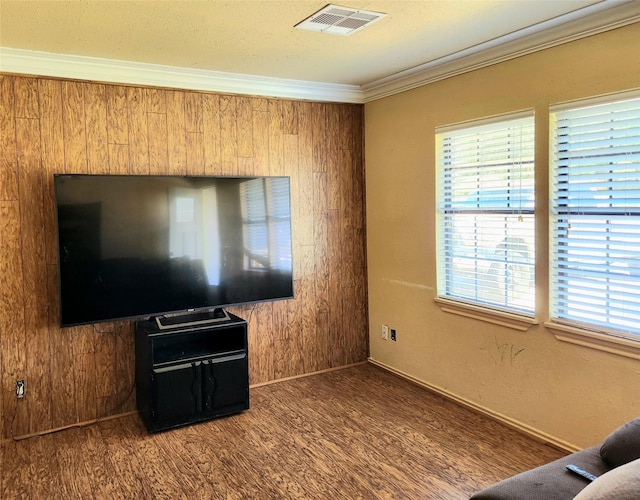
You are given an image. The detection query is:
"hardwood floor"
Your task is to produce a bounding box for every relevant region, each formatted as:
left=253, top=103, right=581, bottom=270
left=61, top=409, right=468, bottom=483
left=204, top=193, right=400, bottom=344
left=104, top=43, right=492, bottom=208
left=1, top=363, right=566, bottom=499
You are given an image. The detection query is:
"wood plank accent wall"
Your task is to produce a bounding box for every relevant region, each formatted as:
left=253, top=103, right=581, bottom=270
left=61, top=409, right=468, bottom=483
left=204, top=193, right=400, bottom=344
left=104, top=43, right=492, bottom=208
left=0, top=74, right=368, bottom=440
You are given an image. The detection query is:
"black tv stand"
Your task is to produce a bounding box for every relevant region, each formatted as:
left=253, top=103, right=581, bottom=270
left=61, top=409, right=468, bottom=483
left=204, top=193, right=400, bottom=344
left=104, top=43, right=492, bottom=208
left=135, top=312, right=249, bottom=433
left=153, top=307, right=230, bottom=329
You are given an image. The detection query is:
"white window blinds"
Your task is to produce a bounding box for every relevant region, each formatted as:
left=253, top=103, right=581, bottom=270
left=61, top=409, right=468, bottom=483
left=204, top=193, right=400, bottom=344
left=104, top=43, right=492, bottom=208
left=436, top=113, right=535, bottom=315
left=550, top=93, right=640, bottom=337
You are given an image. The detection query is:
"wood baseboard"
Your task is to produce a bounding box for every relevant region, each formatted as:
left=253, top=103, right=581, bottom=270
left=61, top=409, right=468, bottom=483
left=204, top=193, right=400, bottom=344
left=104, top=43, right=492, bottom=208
left=249, top=361, right=368, bottom=388
left=3, top=411, right=138, bottom=444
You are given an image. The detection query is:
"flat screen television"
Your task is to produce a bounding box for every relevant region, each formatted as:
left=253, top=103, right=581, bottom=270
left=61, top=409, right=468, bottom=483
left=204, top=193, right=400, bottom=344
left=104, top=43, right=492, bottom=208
left=54, top=174, right=294, bottom=327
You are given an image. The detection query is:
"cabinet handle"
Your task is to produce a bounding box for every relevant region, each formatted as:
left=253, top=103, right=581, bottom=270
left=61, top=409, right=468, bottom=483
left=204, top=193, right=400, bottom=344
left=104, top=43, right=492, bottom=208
left=202, top=361, right=216, bottom=410
left=192, top=362, right=202, bottom=413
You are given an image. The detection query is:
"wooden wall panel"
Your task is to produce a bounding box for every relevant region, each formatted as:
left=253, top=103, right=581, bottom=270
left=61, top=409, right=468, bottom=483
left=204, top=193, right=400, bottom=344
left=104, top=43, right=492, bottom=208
left=39, top=80, right=65, bottom=270
left=108, top=144, right=129, bottom=175
left=251, top=107, right=269, bottom=175
left=16, top=117, right=47, bottom=310
left=0, top=73, right=368, bottom=439
left=72, top=324, right=98, bottom=424
left=185, top=92, right=203, bottom=133
left=166, top=91, right=187, bottom=175
left=311, top=103, right=327, bottom=173
left=19, top=81, right=51, bottom=436
left=113, top=322, right=136, bottom=416
left=186, top=131, right=204, bottom=176
left=62, top=82, right=87, bottom=174
left=48, top=306, right=77, bottom=429
left=298, top=271, right=318, bottom=373
left=0, top=202, right=27, bottom=438
left=202, top=94, right=221, bottom=174
left=268, top=100, right=285, bottom=176
left=325, top=105, right=341, bottom=211
left=0, top=77, right=19, bottom=202
left=106, top=85, right=128, bottom=146
left=25, top=309, right=52, bottom=434
left=236, top=97, right=253, bottom=158
left=148, top=112, right=169, bottom=175
left=84, top=83, right=108, bottom=163
left=313, top=173, right=330, bottom=315
left=220, top=96, right=238, bottom=176
left=14, top=77, right=38, bottom=119
left=127, top=87, right=150, bottom=175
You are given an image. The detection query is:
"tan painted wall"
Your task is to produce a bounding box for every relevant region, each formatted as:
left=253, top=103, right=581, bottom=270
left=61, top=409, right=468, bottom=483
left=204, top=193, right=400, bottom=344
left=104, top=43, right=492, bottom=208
left=365, top=23, right=640, bottom=449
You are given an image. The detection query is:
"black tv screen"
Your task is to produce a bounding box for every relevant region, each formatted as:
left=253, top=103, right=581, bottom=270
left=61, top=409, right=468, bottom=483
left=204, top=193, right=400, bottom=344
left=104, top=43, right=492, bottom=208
left=54, top=174, right=294, bottom=327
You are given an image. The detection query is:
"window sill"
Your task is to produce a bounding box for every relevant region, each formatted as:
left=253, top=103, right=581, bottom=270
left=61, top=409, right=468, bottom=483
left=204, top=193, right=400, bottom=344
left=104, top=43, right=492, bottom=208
left=545, top=322, right=640, bottom=360
left=434, top=297, right=538, bottom=331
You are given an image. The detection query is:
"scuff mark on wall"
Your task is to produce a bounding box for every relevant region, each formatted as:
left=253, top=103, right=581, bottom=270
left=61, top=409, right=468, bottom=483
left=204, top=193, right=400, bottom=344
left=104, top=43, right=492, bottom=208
left=481, top=336, right=525, bottom=366
left=383, top=279, right=434, bottom=291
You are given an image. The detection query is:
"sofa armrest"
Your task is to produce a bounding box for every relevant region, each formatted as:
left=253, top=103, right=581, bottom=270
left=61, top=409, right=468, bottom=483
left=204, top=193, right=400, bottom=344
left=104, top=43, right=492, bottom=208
left=600, top=417, right=640, bottom=467
left=470, top=446, right=611, bottom=500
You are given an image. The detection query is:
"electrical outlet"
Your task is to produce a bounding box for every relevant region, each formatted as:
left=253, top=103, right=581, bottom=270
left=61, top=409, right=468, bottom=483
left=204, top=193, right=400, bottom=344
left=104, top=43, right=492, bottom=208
left=16, top=379, right=25, bottom=399
left=390, top=329, right=397, bottom=341
left=381, top=324, right=389, bottom=340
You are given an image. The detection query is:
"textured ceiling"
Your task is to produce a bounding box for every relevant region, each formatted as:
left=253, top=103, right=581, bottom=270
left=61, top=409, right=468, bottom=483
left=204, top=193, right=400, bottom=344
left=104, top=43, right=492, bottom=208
left=0, top=0, right=617, bottom=87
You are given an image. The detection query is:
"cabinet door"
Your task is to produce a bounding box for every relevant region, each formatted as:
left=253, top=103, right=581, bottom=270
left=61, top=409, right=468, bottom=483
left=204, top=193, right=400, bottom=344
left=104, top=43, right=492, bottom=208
left=152, top=362, right=202, bottom=427
left=203, top=354, right=249, bottom=415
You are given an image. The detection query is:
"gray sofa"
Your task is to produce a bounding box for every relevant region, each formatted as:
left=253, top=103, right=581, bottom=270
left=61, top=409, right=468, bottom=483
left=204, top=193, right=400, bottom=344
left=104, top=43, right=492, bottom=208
left=470, top=417, right=640, bottom=499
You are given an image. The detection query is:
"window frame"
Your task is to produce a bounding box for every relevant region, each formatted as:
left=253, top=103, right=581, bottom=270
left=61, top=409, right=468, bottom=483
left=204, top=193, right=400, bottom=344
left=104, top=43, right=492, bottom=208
left=435, top=111, right=538, bottom=329
left=548, top=90, right=640, bottom=358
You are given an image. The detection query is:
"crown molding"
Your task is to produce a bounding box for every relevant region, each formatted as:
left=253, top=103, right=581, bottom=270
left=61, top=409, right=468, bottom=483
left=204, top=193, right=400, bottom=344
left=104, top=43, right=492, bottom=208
left=0, top=47, right=364, bottom=104
left=361, top=0, right=640, bottom=102
left=0, top=1, right=638, bottom=104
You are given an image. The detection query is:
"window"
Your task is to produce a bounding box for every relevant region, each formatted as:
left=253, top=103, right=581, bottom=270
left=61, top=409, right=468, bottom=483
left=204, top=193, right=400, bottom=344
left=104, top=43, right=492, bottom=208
left=436, top=113, right=536, bottom=318
left=550, top=92, right=640, bottom=340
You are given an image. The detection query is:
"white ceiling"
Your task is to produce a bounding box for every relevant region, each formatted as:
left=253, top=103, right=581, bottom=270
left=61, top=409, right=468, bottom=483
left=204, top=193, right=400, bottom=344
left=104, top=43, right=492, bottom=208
left=1, top=0, right=639, bottom=102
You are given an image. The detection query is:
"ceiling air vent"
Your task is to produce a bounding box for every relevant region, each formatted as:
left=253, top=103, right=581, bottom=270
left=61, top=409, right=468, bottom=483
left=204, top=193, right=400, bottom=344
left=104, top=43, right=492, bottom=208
left=295, top=4, right=387, bottom=36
